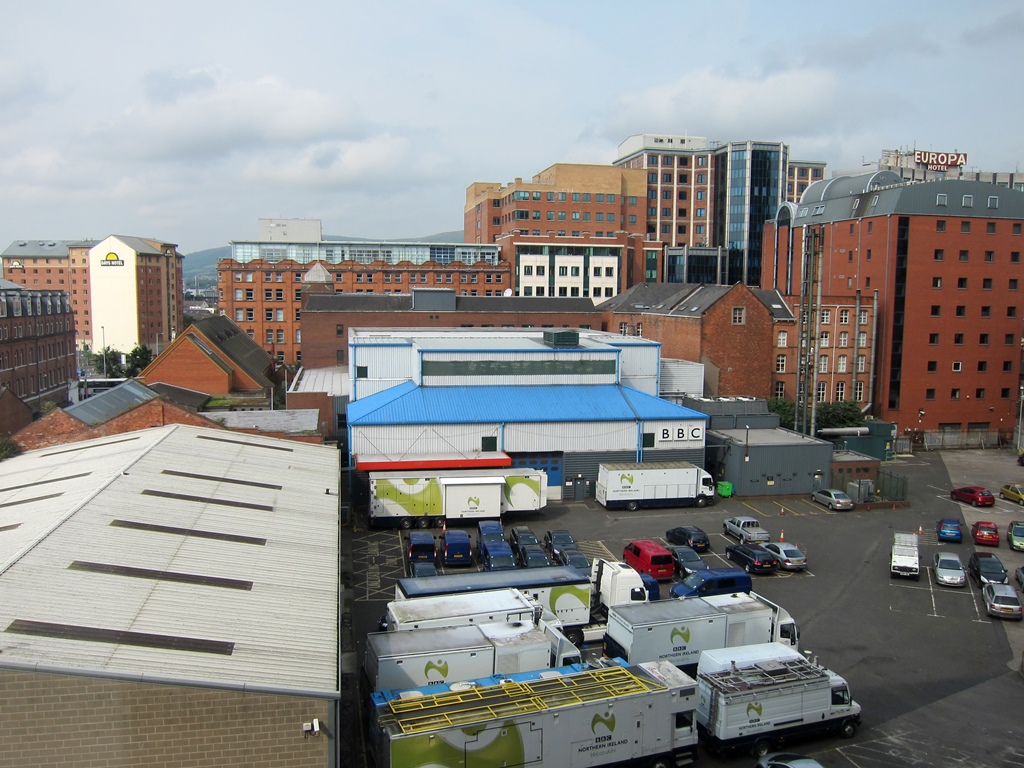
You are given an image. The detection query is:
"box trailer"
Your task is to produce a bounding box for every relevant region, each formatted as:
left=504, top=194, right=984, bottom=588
left=364, top=621, right=581, bottom=693
left=383, top=588, right=547, bottom=632
left=369, top=658, right=699, bottom=768
left=369, top=468, right=548, bottom=529
left=603, top=591, right=799, bottom=674
left=695, top=643, right=861, bottom=757
left=596, top=461, right=716, bottom=511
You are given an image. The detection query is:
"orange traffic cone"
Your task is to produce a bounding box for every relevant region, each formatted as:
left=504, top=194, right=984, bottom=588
left=917, top=525, right=923, bottom=535
left=779, top=530, right=785, bottom=542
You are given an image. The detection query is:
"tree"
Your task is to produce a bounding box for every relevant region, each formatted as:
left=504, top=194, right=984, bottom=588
left=124, top=344, right=154, bottom=377
left=816, top=401, right=866, bottom=431
left=767, top=398, right=795, bottom=430
left=98, top=347, right=124, bottom=378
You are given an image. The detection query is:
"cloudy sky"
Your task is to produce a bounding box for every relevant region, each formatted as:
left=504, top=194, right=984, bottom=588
left=2, top=1, right=1020, bottom=254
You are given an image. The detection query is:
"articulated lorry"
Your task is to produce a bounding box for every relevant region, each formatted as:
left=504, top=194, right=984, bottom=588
left=603, top=592, right=799, bottom=674
left=368, top=658, right=699, bottom=768
left=382, top=588, right=552, bottom=632
left=369, top=468, right=548, bottom=529
left=364, top=621, right=581, bottom=692
left=596, top=461, right=716, bottom=511
left=890, top=531, right=920, bottom=580
left=394, top=561, right=651, bottom=647
left=695, top=642, right=861, bottom=757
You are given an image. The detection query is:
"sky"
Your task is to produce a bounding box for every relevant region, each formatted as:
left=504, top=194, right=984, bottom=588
left=2, top=1, right=1021, bottom=254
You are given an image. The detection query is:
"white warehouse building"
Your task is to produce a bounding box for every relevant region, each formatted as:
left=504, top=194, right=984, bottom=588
left=345, top=327, right=709, bottom=501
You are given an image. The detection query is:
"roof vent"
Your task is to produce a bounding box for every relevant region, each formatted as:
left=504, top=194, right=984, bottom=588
left=542, top=330, right=580, bottom=348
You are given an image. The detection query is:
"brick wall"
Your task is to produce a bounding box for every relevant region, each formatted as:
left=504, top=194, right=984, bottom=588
left=0, top=670, right=330, bottom=768
left=700, top=286, right=774, bottom=398
left=143, top=340, right=233, bottom=395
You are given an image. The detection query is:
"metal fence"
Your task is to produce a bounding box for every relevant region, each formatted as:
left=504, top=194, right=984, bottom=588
left=876, top=468, right=908, bottom=501
left=896, top=429, right=1011, bottom=453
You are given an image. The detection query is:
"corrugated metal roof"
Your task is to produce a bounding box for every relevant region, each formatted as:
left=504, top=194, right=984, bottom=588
left=216, top=409, right=320, bottom=433
left=290, top=366, right=349, bottom=397
left=347, top=383, right=708, bottom=425
left=64, top=380, right=158, bottom=426
left=0, top=425, right=339, bottom=694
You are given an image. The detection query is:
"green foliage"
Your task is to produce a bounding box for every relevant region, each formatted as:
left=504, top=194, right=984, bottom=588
left=40, top=401, right=57, bottom=414
left=767, top=398, right=795, bottom=430
left=0, top=439, right=21, bottom=461
left=124, top=344, right=154, bottom=377
left=98, top=347, right=124, bottom=378
left=816, top=401, right=866, bottom=430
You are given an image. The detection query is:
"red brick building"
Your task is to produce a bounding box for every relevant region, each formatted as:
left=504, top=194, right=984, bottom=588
left=597, top=282, right=794, bottom=398
left=0, top=279, right=76, bottom=414
left=299, top=288, right=604, bottom=368
left=140, top=315, right=273, bottom=400
left=218, top=218, right=508, bottom=365
left=763, top=173, right=1024, bottom=436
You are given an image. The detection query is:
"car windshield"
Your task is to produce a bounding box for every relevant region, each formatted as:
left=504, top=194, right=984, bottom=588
left=550, top=532, right=574, bottom=546
left=941, top=521, right=959, bottom=530
left=676, top=548, right=699, bottom=562
left=981, top=560, right=1005, bottom=574
left=680, top=571, right=706, bottom=588
left=1010, top=524, right=1024, bottom=535
left=517, top=531, right=539, bottom=545
left=833, top=492, right=851, bottom=501
left=937, top=558, right=962, bottom=571
left=490, top=555, right=516, bottom=569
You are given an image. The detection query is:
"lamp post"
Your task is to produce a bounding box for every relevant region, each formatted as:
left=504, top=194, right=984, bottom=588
left=101, top=326, right=106, bottom=378
left=1017, top=386, right=1023, bottom=452
left=744, top=425, right=750, bottom=462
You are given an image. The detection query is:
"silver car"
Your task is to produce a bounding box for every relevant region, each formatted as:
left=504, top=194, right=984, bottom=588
left=763, top=542, right=808, bottom=571
left=932, top=552, right=966, bottom=587
left=811, top=488, right=854, bottom=510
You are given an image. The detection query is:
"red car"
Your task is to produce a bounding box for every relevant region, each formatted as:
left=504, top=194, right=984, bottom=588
left=972, top=520, right=1000, bottom=546
left=951, top=486, right=995, bottom=507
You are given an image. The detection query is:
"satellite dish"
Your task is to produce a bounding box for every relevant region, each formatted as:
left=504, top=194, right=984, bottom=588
left=503, top=288, right=513, bottom=296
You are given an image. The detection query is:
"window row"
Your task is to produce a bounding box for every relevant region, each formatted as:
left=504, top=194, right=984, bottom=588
left=508, top=211, right=620, bottom=223
left=929, top=305, right=1017, bottom=318
left=521, top=286, right=615, bottom=298
left=506, top=191, right=621, bottom=204
left=931, top=276, right=1018, bottom=289
left=926, top=360, right=1014, bottom=373
left=925, top=388, right=1014, bottom=400
left=776, top=354, right=867, bottom=373
left=521, top=265, right=615, bottom=278
left=933, top=248, right=1020, bottom=262
left=777, top=330, right=869, bottom=348
left=773, top=380, right=864, bottom=402
left=935, top=219, right=1022, bottom=234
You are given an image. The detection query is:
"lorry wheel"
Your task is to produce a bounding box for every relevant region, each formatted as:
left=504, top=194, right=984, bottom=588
left=435, top=518, right=446, bottom=529
left=400, top=518, right=412, bottom=530
left=416, top=518, right=430, bottom=529
left=695, top=496, right=707, bottom=508
left=839, top=719, right=858, bottom=738
left=649, top=758, right=671, bottom=768
left=627, top=501, right=639, bottom=511
left=752, top=739, right=771, bottom=757
left=566, top=629, right=584, bottom=647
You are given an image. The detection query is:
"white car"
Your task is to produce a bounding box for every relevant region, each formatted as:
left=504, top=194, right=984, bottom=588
left=932, top=552, right=966, bottom=587
left=811, top=488, right=854, bottom=510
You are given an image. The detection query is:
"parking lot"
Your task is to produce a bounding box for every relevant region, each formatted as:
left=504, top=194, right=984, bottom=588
left=343, top=450, right=1024, bottom=767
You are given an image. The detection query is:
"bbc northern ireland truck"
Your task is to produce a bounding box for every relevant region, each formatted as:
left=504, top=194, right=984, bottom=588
left=381, top=588, right=552, bottom=632
left=364, top=621, right=581, bottom=692
left=890, top=531, right=921, bottom=580
left=603, top=592, right=799, bottom=675
left=596, top=461, right=716, bottom=511
left=394, top=561, right=651, bottom=647
left=368, top=658, right=699, bottom=768
left=369, top=468, right=548, bottom=529
left=695, top=642, right=861, bottom=757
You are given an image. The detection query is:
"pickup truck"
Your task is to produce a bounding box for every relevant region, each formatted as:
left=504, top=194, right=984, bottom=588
left=723, top=516, right=771, bottom=544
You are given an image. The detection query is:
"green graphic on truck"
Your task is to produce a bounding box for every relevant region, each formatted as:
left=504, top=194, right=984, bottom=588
left=671, top=626, right=690, bottom=646
left=503, top=475, right=542, bottom=508
left=390, top=720, right=526, bottom=768
left=590, top=712, right=615, bottom=734
left=619, top=474, right=634, bottom=486
left=547, top=583, right=591, bottom=615
left=746, top=701, right=763, bottom=718
left=423, top=660, right=449, bottom=680
left=376, top=478, right=442, bottom=520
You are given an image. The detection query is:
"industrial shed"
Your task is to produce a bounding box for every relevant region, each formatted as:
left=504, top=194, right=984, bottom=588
left=345, top=328, right=710, bottom=500
left=0, top=425, right=341, bottom=768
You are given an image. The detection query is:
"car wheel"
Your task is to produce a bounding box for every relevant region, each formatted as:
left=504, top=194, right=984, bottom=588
left=1000, top=492, right=1006, bottom=499
left=972, top=500, right=979, bottom=507
left=627, top=501, right=638, bottom=511
left=828, top=502, right=834, bottom=510
left=744, top=564, right=752, bottom=573
left=1018, top=498, right=1024, bottom=506
left=839, top=718, right=858, bottom=739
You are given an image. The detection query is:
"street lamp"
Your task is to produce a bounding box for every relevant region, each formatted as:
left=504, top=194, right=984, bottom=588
left=101, top=326, right=106, bottom=378
left=1017, top=386, right=1023, bottom=452
left=744, top=425, right=750, bottom=462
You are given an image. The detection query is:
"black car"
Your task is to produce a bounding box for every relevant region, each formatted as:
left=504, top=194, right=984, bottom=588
left=508, top=525, right=540, bottom=560
left=665, top=525, right=711, bottom=552
left=667, top=545, right=709, bottom=575
left=554, top=547, right=591, bottom=571
left=968, top=551, right=1008, bottom=586
left=724, top=543, right=779, bottom=574
left=543, top=529, right=578, bottom=560
left=519, top=544, right=554, bottom=568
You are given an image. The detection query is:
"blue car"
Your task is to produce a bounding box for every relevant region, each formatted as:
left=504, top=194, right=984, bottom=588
left=937, top=518, right=963, bottom=543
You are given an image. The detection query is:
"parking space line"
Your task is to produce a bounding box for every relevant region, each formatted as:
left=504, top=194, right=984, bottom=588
left=740, top=500, right=771, bottom=516
left=771, top=499, right=803, bottom=517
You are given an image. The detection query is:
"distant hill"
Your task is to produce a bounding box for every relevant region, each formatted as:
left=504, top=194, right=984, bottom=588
left=182, top=230, right=465, bottom=284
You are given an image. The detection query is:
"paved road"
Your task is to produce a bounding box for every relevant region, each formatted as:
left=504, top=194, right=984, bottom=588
left=341, top=449, right=1024, bottom=768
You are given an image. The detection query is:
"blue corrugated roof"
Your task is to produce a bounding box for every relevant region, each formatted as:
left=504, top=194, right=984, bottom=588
left=347, top=383, right=708, bottom=425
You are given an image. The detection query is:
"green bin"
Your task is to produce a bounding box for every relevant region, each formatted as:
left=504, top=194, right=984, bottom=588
left=716, top=481, right=733, bottom=498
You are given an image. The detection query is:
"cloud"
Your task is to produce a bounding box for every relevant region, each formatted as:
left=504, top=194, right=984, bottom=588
left=143, top=68, right=218, bottom=104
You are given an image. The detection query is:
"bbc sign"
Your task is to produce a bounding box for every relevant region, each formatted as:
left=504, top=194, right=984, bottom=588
left=655, top=421, right=705, bottom=446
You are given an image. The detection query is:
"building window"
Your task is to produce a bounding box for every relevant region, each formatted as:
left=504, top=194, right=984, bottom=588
left=839, top=331, right=849, bottom=347
left=934, top=249, right=944, bottom=261
left=854, top=381, right=865, bottom=402
left=820, top=309, right=831, bottom=324
left=775, top=354, right=786, bottom=373
left=955, top=306, right=966, bottom=317
left=950, top=388, right=961, bottom=400
left=835, top=381, right=846, bottom=402
left=732, top=307, right=746, bottom=325
left=954, top=333, right=964, bottom=344
left=961, top=221, right=971, bottom=233
left=816, top=382, right=827, bottom=402
left=818, top=355, right=828, bottom=373
left=858, top=309, right=868, bottom=325
left=929, top=333, right=939, bottom=344
left=777, top=330, right=788, bottom=347
left=926, top=388, right=936, bottom=400
left=1005, top=361, right=1014, bottom=372
left=856, top=355, right=866, bottom=373
left=837, top=355, right=848, bottom=373
left=1009, top=306, right=1018, bottom=318
left=774, top=381, right=785, bottom=399
left=839, top=309, right=850, bottom=324
left=819, top=331, right=829, bottom=347
left=932, top=277, right=942, bottom=288
left=927, top=361, right=938, bottom=372
left=980, top=306, right=990, bottom=317
left=619, top=323, right=628, bottom=335
left=978, top=360, right=988, bottom=372
left=952, top=361, right=962, bottom=372
left=936, top=220, right=946, bottom=232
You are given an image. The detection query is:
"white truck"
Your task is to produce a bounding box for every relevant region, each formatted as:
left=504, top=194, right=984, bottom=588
left=603, top=592, right=799, bottom=675
left=382, top=588, right=549, bottom=632
left=394, top=560, right=650, bottom=647
left=695, top=642, right=861, bottom=757
left=596, top=461, right=716, bottom=511
left=369, top=468, right=548, bottom=529
left=368, top=658, right=700, bottom=768
left=890, top=531, right=920, bottom=580
left=364, top=621, right=581, bottom=692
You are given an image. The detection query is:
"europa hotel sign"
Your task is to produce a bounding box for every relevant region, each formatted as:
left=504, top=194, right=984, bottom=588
left=914, top=150, right=967, bottom=171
